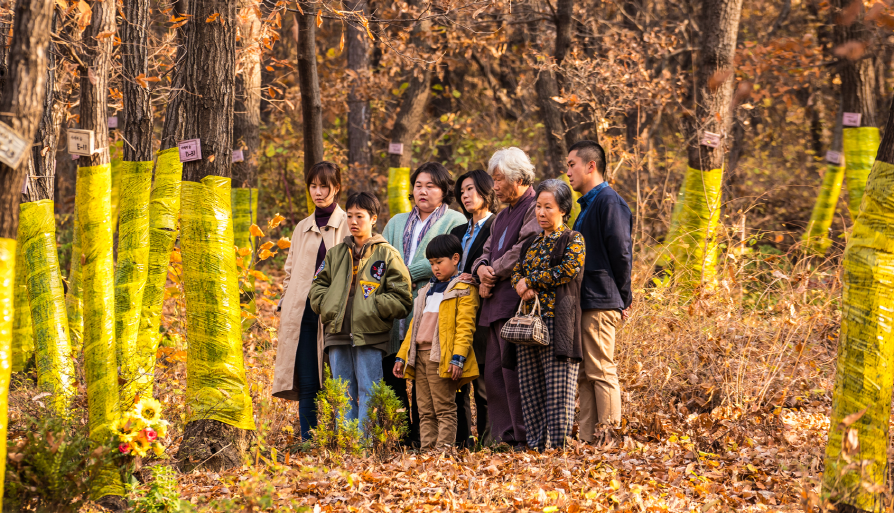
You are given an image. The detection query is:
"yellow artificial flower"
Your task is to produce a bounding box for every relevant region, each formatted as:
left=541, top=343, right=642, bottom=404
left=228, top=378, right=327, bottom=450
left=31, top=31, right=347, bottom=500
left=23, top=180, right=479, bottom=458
left=131, top=438, right=150, bottom=458
left=152, top=442, right=165, bottom=457
left=135, top=398, right=162, bottom=424
left=155, top=420, right=169, bottom=439
left=113, top=416, right=145, bottom=443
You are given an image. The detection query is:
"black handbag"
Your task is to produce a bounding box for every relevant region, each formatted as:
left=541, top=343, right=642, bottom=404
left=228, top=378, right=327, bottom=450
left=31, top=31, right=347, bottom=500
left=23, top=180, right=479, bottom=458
left=500, top=296, right=550, bottom=347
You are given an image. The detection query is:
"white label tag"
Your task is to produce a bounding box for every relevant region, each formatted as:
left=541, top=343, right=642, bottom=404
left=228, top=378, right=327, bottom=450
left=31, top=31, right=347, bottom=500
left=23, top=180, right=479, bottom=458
left=826, top=150, right=843, bottom=165
left=68, top=129, right=95, bottom=156
left=0, top=121, right=29, bottom=169
left=388, top=142, right=404, bottom=155
left=21, top=174, right=27, bottom=194
left=178, top=139, right=202, bottom=162
left=108, top=116, right=118, bottom=128
left=232, top=149, right=244, bottom=163
left=842, top=112, right=862, bottom=127
left=700, top=131, right=721, bottom=148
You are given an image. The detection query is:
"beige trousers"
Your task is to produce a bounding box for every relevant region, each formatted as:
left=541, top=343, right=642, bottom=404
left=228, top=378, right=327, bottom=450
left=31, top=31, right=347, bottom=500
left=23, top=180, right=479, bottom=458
left=578, top=309, right=622, bottom=441
left=415, top=350, right=458, bottom=449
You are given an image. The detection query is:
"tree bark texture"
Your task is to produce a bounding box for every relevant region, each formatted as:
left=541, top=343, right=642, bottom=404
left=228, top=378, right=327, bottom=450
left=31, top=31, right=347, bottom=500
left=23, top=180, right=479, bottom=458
left=834, top=0, right=876, bottom=129
left=346, top=0, right=371, bottom=173
left=685, top=0, right=744, bottom=171
left=387, top=0, right=433, bottom=170
left=296, top=6, right=324, bottom=174
left=178, top=0, right=236, bottom=182
left=0, top=0, right=55, bottom=240
left=26, top=12, right=65, bottom=203
left=160, top=0, right=189, bottom=150
left=122, top=0, right=152, bottom=161
left=0, top=11, right=12, bottom=99
left=233, top=3, right=262, bottom=188
left=77, top=0, right=114, bottom=170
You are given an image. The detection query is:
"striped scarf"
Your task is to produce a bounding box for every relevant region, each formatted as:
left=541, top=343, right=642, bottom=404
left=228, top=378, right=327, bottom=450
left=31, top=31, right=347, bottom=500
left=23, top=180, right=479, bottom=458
left=401, top=203, right=448, bottom=263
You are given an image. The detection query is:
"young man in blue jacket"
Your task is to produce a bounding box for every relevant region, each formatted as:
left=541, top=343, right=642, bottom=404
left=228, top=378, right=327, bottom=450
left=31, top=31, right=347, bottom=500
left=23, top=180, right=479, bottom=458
left=564, top=140, right=633, bottom=443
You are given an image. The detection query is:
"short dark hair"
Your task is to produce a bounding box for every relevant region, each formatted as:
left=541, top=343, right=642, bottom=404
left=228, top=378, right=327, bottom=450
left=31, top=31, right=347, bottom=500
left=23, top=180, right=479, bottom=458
left=568, top=140, right=607, bottom=178
left=425, top=234, right=463, bottom=260
left=454, top=169, right=498, bottom=218
left=345, top=191, right=380, bottom=218
left=536, top=179, right=575, bottom=224
left=409, top=162, right=455, bottom=206
left=305, top=161, right=342, bottom=199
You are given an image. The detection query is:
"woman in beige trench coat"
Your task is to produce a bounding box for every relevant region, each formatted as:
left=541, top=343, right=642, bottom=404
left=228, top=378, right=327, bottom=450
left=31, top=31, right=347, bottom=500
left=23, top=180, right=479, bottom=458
left=273, top=161, right=348, bottom=440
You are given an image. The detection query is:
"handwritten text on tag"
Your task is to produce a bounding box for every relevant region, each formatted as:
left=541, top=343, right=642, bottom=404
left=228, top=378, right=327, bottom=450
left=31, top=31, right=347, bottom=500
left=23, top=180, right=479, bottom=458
left=842, top=112, right=862, bottom=127
left=178, top=139, right=202, bottom=163
left=0, top=121, right=29, bottom=169
left=68, top=129, right=95, bottom=156
left=700, top=131, right=721, bottom=148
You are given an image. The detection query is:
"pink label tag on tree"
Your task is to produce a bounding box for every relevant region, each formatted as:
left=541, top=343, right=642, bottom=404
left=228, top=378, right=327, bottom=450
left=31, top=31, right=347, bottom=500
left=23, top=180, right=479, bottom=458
left=178, top=139, right=202, bottom=162
left=826, top=150, right=843, bottom=165
left=842, top=112, right=862, bottom=127
left=700, top=131, right=721, bottom=148
left=388, top=142, right=404, bottom=155
left=232, top=149, right=244, bottom=163
left=108, top=116, right=118, bottom=128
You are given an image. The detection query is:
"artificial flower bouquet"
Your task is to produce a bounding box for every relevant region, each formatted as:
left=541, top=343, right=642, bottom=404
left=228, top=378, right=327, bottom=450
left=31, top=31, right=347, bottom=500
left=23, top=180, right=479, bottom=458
left=112, top=397, right=169, bottom=459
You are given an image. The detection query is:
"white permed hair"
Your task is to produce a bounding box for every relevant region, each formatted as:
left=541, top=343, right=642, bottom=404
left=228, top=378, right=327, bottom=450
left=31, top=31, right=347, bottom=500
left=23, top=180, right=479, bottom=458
left=487, top=147, right=536, bottom=186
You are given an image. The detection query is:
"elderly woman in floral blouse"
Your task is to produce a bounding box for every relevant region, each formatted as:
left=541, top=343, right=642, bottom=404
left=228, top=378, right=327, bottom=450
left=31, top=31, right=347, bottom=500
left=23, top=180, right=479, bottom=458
left=511, top=179, right=586, bottom=451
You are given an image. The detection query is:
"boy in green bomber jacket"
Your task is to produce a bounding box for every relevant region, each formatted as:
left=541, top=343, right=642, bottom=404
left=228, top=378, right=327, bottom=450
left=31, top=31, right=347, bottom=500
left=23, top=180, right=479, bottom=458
left=393, top=234, right=480, bottom=450
left=310, top=192, right=413, bottom=430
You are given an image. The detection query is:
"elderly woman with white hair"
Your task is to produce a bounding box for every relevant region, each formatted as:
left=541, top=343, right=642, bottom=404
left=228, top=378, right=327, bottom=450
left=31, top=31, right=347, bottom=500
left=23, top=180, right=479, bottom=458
left=470, top=147, right=541, bottom=450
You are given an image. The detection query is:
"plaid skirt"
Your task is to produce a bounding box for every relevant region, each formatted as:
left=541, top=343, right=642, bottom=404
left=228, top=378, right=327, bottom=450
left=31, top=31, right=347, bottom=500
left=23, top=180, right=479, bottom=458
left=516, top=316, right=580, bottom=450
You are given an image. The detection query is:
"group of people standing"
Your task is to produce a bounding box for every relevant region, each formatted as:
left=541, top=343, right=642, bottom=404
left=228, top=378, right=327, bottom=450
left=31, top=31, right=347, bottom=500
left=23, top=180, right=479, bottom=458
left=271, top=141, right=632, bottom=452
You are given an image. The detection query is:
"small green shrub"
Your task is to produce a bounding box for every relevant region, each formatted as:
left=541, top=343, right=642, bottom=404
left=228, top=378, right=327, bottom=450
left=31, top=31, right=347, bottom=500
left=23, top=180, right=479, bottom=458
left=5, top=413, right=112, bottom=513
left=311, top=365, right=362, bottom=459
left=363, top=380, right=407, bottom=458
left=128, top=465, right=187, bottom=513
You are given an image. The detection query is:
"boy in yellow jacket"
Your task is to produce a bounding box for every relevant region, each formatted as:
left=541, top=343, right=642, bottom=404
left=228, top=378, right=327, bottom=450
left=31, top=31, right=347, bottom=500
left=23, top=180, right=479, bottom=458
left=393, top=234, right=480, bottom=450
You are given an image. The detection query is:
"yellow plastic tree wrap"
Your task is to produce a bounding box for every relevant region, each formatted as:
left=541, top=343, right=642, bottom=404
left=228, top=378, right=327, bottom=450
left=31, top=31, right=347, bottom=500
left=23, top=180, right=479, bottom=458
left=19, top=200, right=76, bottom=413
left=110, top=140, right=124, bottom=227
left=135, top=148, right=182, bottom=402
left=76, top=163, right=124, bottom=498
left=0, top=237, right=16, bottom=506
left=387, top=167, right=412, bottom=216
left=65, top=205, right=83, bottom=353
left=231, top=187, right=258, bottom=253
left=558, top=174, right=582, bottom=226
left=658, top=186, right=687, bottom=268
left=113, top=161, right=153, bottom=409
left=802, top=164, right=846, bottom=255
left=180, top=176, right=255, bottom=430
left=669, top=167, right=723, bottom=288
left=11, top=233, right=33, bottom=372
left=843, top=127, right=879, bottom=216
left=823, top=159, right=894, bottom=511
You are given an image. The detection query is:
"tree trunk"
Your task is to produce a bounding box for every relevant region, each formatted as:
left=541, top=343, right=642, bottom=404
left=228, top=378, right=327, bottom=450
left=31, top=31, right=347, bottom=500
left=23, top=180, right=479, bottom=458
left=74, top=0, right=125, bottom=504
left=296, top=6, right=324, bottom=174
left=670, top=0, right=744, bottom=289
left=0, top=0, right=55, bottom=504
left=802, top=105, right=845, bottom=254
left=823, top=94, right=894, bottom=513
left=835, top=0, right=878, bottom=215
left=160, top=0, right=189, bottom=150
left=346, top=0, right=371, bottom=174
left=122, top=0, right=152, bottom=161
left=174, top=0, right=255, bottom=473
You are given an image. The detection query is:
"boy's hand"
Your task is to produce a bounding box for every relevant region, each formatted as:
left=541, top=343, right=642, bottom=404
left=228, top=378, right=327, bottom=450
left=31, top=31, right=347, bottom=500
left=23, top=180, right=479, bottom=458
left=392, top=361, right=404, bottom=378
left=449, top=364, right=462, bottom=380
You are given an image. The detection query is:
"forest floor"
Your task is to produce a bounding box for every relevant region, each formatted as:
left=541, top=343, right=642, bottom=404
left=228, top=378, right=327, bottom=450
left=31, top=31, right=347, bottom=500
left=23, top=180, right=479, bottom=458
left=8, top=246, right=857, bottom=511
